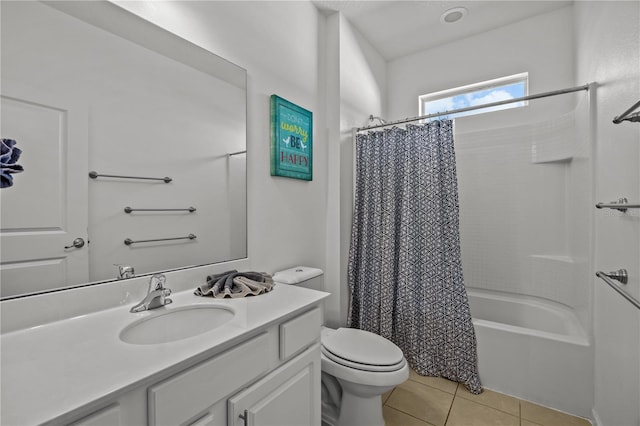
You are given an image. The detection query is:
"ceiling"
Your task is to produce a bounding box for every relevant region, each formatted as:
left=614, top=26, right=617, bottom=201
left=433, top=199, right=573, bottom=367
left=313, top=1, right=573, bottom=60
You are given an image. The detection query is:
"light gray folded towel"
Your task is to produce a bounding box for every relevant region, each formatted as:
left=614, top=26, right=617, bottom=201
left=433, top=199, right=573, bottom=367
left=194, top=270, right=274, bottom=298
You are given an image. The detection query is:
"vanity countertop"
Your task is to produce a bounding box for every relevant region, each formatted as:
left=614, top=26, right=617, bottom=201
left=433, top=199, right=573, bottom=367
left=0, top=284, right=328, bottom=426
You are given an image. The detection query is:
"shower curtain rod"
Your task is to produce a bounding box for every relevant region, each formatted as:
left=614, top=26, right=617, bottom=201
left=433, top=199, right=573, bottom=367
left=356, top=83, right=592, bottom=132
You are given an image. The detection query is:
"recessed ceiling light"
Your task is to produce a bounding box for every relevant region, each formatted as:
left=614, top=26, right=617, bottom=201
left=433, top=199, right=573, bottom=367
left=440, top=7, right=467, bottom=24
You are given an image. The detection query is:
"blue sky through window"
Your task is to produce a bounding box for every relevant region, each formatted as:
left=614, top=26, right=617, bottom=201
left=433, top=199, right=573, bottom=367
left=422, top=80, right=527, bottom=120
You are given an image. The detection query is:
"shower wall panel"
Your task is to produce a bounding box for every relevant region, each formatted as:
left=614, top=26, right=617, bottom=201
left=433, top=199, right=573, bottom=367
left=455, top=106, right=591, bottom=329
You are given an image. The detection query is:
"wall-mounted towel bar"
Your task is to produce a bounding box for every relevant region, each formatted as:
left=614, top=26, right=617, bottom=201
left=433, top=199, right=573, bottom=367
left=613, top=99, right=640, bottom=124
left=596, top=269, right=640, bottom=310
left=228, top=150, right=247, bottom=156
left=89, top=171, right=172, bottom=183
left=124, top=207, right=196, bottom=213
left=124, top=234, right=197, bottom=246
left=595, top=197, right=640, bottom=212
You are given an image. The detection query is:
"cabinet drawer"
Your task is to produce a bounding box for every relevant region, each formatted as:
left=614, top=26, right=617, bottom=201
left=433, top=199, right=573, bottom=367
left=69, top=404, right=121, bottom=426
left=149, top=333, right=270, bottom=426
left=279, top=308, right=321, bottom=360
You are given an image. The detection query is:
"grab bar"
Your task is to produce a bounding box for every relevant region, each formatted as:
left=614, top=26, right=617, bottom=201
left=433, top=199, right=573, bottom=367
left=595, top=197, right=640, bottom=212
left=124, top=207, right=196, bottom=213
left=124, top=234, right=197, bottom=246
left=612, top=99, right=640, bottom=124
left=89, top=171, right=172, bottom=183
left=228, top=150, right=246, bottom=157
left=596, top=269, right=640, bottom=310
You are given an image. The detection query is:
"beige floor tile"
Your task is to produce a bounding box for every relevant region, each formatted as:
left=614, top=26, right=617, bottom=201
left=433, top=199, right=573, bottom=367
left=446, top=397, right=519, bottom=426
left=522, top=420, right=544, bottom=426
left=455, top=386, right=520, bottom=416
left=521, top=401, right=591, bottom=426
left=383, top=406, right=436, bottom=426
left=409, top=369, right=459, bottom=394
left=386, top=379, right=454, bottom=426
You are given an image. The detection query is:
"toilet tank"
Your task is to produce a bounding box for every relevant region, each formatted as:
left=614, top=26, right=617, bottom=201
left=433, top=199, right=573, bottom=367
left=273, top=266, right=324, bottom=292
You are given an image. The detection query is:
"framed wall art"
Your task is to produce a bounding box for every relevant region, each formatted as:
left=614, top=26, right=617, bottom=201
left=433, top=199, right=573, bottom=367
left=270, top=95, right=312, bottom=181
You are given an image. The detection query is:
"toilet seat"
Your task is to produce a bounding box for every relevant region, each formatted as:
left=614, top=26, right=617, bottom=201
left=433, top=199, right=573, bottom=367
left=321, top=328, right=405, bottom=372
left=321, top=345, right=406, bottom=372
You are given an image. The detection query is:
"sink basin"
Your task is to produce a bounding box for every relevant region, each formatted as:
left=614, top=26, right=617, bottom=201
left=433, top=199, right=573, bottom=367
left=120, top=305, right=235, bottom=345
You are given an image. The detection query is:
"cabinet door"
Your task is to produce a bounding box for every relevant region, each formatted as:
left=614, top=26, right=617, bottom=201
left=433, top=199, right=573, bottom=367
left=228, top=344, right=320, bottom=426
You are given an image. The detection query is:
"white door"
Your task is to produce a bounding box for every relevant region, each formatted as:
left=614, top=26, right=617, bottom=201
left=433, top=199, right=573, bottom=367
left=0, top=87, right=89, bottom=298
left=227, top=345, right=321, bottom=426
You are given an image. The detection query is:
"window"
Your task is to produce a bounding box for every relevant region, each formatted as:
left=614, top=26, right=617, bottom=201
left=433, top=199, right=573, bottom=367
left=419, top=73, right=528, bottom=120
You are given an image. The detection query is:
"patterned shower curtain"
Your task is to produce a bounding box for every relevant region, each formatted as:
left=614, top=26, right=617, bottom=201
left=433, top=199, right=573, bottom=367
left=347, top=121, right=482, bottom=394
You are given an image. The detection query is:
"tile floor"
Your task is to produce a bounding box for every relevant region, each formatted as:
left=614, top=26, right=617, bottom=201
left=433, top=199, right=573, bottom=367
left=382, top=370, right=591, bottom=426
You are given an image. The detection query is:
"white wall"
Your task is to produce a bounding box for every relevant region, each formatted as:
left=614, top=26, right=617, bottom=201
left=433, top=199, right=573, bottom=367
left=325, top=12, right=387, bottom=327
left=388, top=7, right=576, bottom=126
left=574, top=2, right=640, bottom=425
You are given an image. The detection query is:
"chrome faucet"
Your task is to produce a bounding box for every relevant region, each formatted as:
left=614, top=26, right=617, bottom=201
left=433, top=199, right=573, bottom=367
left=130, top=274, right=172, bottom=313
left=116, top=264, right=135, bottom=280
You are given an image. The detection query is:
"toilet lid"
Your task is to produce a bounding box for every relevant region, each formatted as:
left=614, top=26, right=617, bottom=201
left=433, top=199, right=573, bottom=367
left=321, top=328, right=404, bottom=368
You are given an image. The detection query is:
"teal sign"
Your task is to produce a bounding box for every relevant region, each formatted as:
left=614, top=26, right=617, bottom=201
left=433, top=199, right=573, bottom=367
left=270, top=95, right=312, bottom=181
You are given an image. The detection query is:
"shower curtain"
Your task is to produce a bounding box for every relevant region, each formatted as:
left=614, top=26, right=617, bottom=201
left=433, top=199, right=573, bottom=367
left=347, top=121, right=482, bottom=394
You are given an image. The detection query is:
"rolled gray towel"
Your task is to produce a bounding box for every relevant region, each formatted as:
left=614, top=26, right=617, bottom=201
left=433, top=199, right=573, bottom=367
left=194, top=270, right=237, bottom=296
left=224, top=276, right=274, bottom=298
left=195, top=271, right=274, bottom=298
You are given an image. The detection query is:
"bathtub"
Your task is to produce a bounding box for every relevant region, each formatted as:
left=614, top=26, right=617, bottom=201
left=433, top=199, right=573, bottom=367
left=467, top=288, right=593, bottom=418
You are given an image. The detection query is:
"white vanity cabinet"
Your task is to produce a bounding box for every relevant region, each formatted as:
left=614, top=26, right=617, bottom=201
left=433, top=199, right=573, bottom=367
left=148, top=307, right=322, bottom=426
left=1, top=282, right=328, bottom=426
left=62, top=307, right=322, bottom=426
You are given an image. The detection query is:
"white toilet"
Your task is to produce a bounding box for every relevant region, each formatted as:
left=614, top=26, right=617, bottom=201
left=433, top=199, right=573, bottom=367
left=273, top=267, right=409, bottom=426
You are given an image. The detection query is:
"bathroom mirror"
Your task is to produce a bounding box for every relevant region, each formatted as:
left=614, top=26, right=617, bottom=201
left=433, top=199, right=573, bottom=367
left=0, top=1, right=247, bottom=299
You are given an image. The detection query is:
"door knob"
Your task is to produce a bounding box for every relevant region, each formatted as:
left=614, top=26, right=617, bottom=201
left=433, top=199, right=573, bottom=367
left=64, top=237, right=85, bottom=249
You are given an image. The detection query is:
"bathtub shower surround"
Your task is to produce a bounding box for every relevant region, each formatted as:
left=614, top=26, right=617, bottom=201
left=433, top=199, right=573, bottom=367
left=456, top=100, right=592, bottom=329
left=455, top=98, right=594, bottom=416
left=348, top=121, right=481, bottom=394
